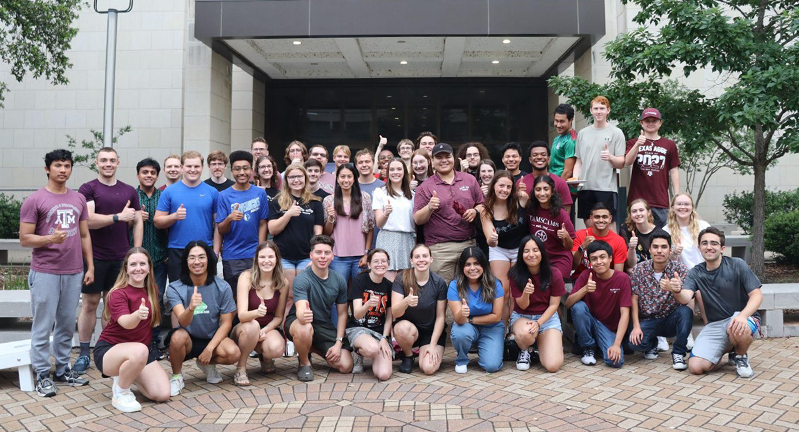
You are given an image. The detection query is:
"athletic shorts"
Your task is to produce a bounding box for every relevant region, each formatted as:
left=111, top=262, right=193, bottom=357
left=577, top=190, right=617, bottom=220
left=488, top=246, right=518, bottom=262
left=690, top=312, right=760, bottom=364
left=395, top=318, right=447, bottom=348
left=82, top=259, right=123, bottom=294
left=284, top=313, right=352, bottom=354
left=93, top=339, right=159, bottom=378
left=164, top=328, right=214, bottom=361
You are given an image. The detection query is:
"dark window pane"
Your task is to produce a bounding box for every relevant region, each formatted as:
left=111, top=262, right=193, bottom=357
left=471, top=87, right=507, bottom=145
left=440, top=87, right=469, bottom=143
left=407, top=87, right=437, bottom=139
left=343, top=108, right=372, bottom=144
left=306, top=108, right=341, bottom=144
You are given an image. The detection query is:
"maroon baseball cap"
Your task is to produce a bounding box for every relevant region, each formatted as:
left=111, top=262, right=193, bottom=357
left=641, top=108, right=661, bottom=120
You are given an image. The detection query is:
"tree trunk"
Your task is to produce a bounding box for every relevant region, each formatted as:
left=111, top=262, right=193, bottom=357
left=750, top=145, right=767, bottom=280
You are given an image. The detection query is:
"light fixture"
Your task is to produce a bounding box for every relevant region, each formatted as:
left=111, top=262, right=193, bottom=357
left=400, top=60, right=408, bottom=65
left=391, top=107, right=396, bottom=110
left=387, top=95, right=392, bottom=98
left=492, top=60, right=500, bottom=64
left=423, top=95, right=428, bottom=98
left=503, top=39, right=511, bottom=44
left=394, top=117, right=399, bottom=120
left=293, top=40, right=302, bottom=45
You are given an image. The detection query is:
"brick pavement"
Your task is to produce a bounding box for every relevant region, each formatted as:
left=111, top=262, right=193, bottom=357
left=0, top=338, right=797, bottom=431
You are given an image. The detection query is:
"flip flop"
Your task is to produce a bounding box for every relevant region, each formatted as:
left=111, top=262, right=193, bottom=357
left=233, top=370, right=250, bottom=386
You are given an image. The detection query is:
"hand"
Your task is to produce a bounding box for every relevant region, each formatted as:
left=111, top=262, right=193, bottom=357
left=728, top=315, right=750, bottom=336
left=582, top=236, right=595, bottom=249
left=288, top=202, right=302, bottom=217
left=636, top=129, right=646, bottom=148
left=378, top=337, right=393, bottom=359
left=229, top=203, right=243, bottom=221
left=462, top=208, right=477, bottom=222
left=406, top=287, right=419, bottom=307
left=659, top=276, right=672, bottom=292
left=607, top=344, right=622, bottom=364
left=83, top=268, right=94, bottom=285
left=175, top=203, right=187, bottom=220
left=325, top=342, right=342, bottom=363
left=299, top=308, right=314, bottom=325
left=197, top=348, right=212, bottom=365
left=384, top=199, right=393, bottom=215
left=557, top=223, right=569, bottom=240
left=460, top=299, right=470, bottom=318
left=459, top=158, right=468, bottom=171
left=585, top=273, right=596, bottom=293
left=137, top=298, right=149, bottom=321
left=378, top=134, right=387, bottom=148
left=326, top=203, right=336, bottom=223
left=423, top=349, right=440, bottom=366
left=141, top=210, right=149, bottom=222
left=256, top=299, right=267, bottom=317
left=526, top=320, right=539, bottom=334
left=517, top=181, right=529, bottom=200
left=600, top=143, right=611, bottom=161
left=190, top=286, right=203, bottom=311
left=673, top=244, right=684, bottom=256
left=358, top=254, right=368, bottom=268
left=629, top=326, right=643, bottom=345
left=428, top=190, right=440, bottom=211
left=410, top=179, right=418, bottom=190
left=629, top=227, right=639, bottom=249
left=258, top=328, right=268, bottom=342
left=50, top=228, right=67, bottom=245
left=523, top=278, right=535, bottom=296
left=366, top=293, right=379, bottom=309
left=488, top=228, right=499, bottom=247
left=669, top=274, right=682, bottom=293
left=480, top=184, right=489, bottom=196
left=116, top=200, right=136, bottom=222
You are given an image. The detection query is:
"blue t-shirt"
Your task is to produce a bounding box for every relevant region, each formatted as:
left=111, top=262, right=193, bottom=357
left=156, top=181, right=219, bottom=249
left=215, top=186, right=269, bottom=260
left=447, top=279, right=504, bottom=317
left=165, top=277, right=237, bottom=340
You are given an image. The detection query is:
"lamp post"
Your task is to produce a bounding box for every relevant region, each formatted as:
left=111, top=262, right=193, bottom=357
left=95, top=0, right=134, bottom=148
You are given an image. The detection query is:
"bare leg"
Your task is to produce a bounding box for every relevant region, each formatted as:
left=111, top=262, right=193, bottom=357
left=418, top=344, right=444, bottom=375
left=133, top=361, right=171, bottom=402
left=210, top=338, right=241, bottom=365
left=99, top=343, right=148, bottom=389
left=78, top=293, right=102, bottom=343
left=393, top=320, right=418, bottom=357
left=537, top=329, right=564, bottom=373
left=353, top=334, right=392, bottom=380
left=259, top=330, right=286, bottom=360
left=290, top=320, right=314, bottom=366
left=490, top=260, right=512, bottom=324
left=512, top=317, right=538, bottom=350
left=233, top=321, right=260, bottom=370
left=168, top=329, right=192, bottom=374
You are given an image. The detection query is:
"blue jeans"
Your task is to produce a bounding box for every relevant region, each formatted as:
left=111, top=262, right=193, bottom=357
left=631, top=305, right=693, bottom=356
left=330, top=255, right=362, bottom=284
left=571, top=301, right=625, bottom=368
left=281, top=258, right=311, bottom=271
left=450, top=321, right=505, bottom=372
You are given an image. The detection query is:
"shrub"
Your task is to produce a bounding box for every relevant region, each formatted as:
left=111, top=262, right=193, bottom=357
left=0, top=194, right=22, bottom=238
left=764, top=210, right=799, bottom=265
left=723, top=188, right=799, bottom=234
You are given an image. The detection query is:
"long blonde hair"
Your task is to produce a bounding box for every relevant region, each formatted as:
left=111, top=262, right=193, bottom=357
left=667, top=193, right=701, bottom=246
left=625, top=198, right=655, bottom=233
left=277, top=163, right=320, bottom=211
left=103, top=247, right=161, bottom=327
left=249, top=241, right=287, bottom=293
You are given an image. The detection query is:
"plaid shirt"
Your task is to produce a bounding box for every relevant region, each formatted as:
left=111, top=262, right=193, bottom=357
left=135, top=186, right=168, bottom=265
left=630, top=259, right=688, bottom=320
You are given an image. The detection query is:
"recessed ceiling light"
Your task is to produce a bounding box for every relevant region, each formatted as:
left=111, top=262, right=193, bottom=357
left=492, top=60, right=500, bottom=64
left=503, top=39, right=511, bottom=44
left=422, top=95, right=428, bottom=98
left=293, top=40, right=302, bottom=45
left=387, top=95, right=392, bottom=98
left=400, top=60, right=408, bottom=65
left=391, top=107, right=396, bottom=110
left=394, top=117, right=399, bottom=120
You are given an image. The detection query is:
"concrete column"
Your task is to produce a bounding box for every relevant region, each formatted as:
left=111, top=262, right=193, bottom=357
left=231, top=65, right=266, bottom=152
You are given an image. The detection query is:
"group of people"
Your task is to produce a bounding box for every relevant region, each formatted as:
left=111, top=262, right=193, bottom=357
left=20, top=96, right=762, bottom=413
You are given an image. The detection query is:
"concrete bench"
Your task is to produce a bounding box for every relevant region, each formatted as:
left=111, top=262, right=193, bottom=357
left=0, top=291, right=103, bottom=346
left=0, top=339, right=35, bottom=391
left=725, top=235, right=752, bottom=263
left=759, top=283, right=799, bottom=337
left=0, top=238, right=25, bottom=264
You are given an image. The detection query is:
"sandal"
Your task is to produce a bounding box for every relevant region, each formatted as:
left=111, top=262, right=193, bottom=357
left=297, top=364, right=314, bottom=382
left=233, top=370, right=250, bottom=386
left=260, top=358, right=276, bottom=374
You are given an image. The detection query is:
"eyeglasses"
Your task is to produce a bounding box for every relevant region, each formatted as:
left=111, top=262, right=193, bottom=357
left=287, top=175, right=304, bottom=181
left=371, top=259, right=388, bottom=265
left=700, top=241, right=721, bottom=247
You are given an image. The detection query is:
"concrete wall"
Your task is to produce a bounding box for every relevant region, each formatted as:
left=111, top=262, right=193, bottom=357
left=231, top=65, right=266, bottom=152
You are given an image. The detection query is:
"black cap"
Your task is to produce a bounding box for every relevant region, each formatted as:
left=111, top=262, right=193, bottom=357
left=432, top=143, right=453, bottom=156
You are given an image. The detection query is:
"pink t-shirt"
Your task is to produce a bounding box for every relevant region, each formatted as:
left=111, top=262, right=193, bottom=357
left=323, top=192, right=375, bottom=257
left=528, top=206, right=575, bottom=280
left=19, top=187, right=89, bottom=274
left=99, top=284, right=153, bottom=345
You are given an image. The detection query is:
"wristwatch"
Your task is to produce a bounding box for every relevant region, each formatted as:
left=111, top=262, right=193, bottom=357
left=335, top=337, right=343, bottom=343
left=112, top=214, right=119, bottom=223
left=577, top=245, right=584, bottom=253
left=468, top=316, right=473, bottom=324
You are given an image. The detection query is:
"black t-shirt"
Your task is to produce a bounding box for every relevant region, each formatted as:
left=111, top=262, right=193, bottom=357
left=493, top=207, right=527, bottom=250
left=512, top=171, right=528, bottom=183
left=264, top=187, right=279, bottom=202
left=682, top=256, right=761, bottom=323
left=347, top=272, right=392, bottom=332
left=619, top=224, right=660, bottom=264
left=313, top=188, right=330, bottom=200
left=391, top=271, right=447, bottom=329
left=267, top=194, right=324, bottom=260
left=205, top=178, right=234, bottom=192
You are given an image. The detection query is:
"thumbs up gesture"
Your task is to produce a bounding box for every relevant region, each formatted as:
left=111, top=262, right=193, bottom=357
left=460, top=299, right=470, bottom=318
left=428, top=190, right=440, bottom=211
left=229, top=203, right=243, bottom=221
left=523, top=278, right=535, bottom=295
left=406, top=287, right=419, bottom=307
left=288, top=201, right=302, bottom=217
left=669, top=274, right=682, bottom=293
left=629, top=227, right=638, bottom=249
left=50, top=227, right=68, bottom=244
left=366, top=293, right=380, bottom=308
left=480, top=183, right=489, bottom=196
left=517, top=180, right=528, bottom=199
left=600, top=143, right=611, bottom=161
left=636, top=129, right=646, bottom=148
left=557, top=223, right=569, bottom=240
left=326, top=202, right=336, bottom=224
left=460, top=158, right=469, bottom=171
left=118, top=200, right=136, bottom=222
left=190, top=286, right=203, bottom=311
left=137, top=298, right=150, bottom=321
left=176, top=203, right=187, bottom=220
left=488, top=228, right=499, bottom=247
left=384, top=199, right=393, bottom=215
left=586, top=273, right=597, bottom=293
left=256, top=298, right=267, bottom=317
left=378, top=134, right=388, bottom=147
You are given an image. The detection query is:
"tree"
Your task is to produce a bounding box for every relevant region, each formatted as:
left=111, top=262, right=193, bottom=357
left=0, top=0, right=84, bottom=107
left=550, top=0, right=799, bottom=278
left=66, top=126, right=132, bottom=172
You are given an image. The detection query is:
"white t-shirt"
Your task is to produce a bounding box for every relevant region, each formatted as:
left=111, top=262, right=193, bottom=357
left=372, top=186, right=415, bottom=233
left=664, top=220, right=710, bottom=269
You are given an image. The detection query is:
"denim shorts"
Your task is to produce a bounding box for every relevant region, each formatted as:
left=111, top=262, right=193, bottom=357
left=510, top=311, right=563, bottom=334
left=488, top=246, right=518, bottom=262
left=281, top=258, right=311, bottom=271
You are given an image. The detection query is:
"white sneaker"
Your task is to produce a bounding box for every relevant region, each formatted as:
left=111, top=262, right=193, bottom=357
left=581, top=348, right=597, bottom=366
left=644, top=348, right=659, bottom=360
left=249, top=350, right=258, bottom=358
left=352, top=351, right=364, bottom=374
left=195, top=360, right=223, bottom=384
left=285, top=341, right=295, bottom=357
left=735, top=353, right=753, bottom=378
left=657, top=337, right=669, bottom=352
left=455, top=364, right=468, bottom=374
left=112, top=388, right=142, bottom=413
left=686, top=333, right=695, bottom=351
left=516, top=349, right=531, bottom=371
left=169, top=374, right=184, bottom=396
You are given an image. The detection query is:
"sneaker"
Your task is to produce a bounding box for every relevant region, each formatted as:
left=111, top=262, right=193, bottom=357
left=672, top=353, right=687, bottom=370
left=399, top=355, right=413, bottom=374
left=195, top=359, right=223, bottom=384
left=72, top=355, right=90, bottom=374
left=352, top=351, right=364, bottom=374
left=686, top=333, right=695, bottom=351
left=727, top=350, right=736, bottom=366
left=169, top=374, right=184, bottom=396
left=657, top=337, right=669, bottom=352
left=581, top=348, right=596, bottom=366
left=54, top=367, right=89, bottom=387
left=249, top=350, right=259, bottom=358
left=150, top=341, right=164, bottom=361
left=112, top=388, right=142, bottom=413
left=36, top=374, right=56, bottom=397
left=735, top=353, right=753, bottom=378
left=455, top=364, right=468, bottom=374
left=285, top=341, right=295, bottom=357
left=644, top=348, right=659, bottom=360
left=516, top=349, right=531, bottom=371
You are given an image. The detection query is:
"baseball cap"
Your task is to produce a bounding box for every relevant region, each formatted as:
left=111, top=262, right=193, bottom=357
left=641, top=108, right=661, bottom=120
left=432, top=143, right=453, bottom=156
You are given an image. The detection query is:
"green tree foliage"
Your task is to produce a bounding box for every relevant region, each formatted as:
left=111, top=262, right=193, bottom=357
left=0, top=0, right=84, bottom=107
left=550, top=0, right=799, bottom=277
left=66, top=126, right=132, bottom=172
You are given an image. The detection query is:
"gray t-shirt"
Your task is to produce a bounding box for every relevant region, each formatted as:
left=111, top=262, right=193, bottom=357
left=575, top=124, right=626, bottom=192
left=391, top=271, right=448, bottom=329
left=289, top=267, right=348, bottom=325
left=682, top=257, right=761, bottom=323
left=165, top=277, right=237, bottom=340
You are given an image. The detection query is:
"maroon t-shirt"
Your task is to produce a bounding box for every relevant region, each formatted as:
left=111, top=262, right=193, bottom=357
left=79, top=179, right=141, bottom=261
left=571, top=270, right=632, bottom=332
left=528, top=206, right=575, bottom=280
left=99, top=284, right=153, bottom=345
left=511, top=267, right=566, bottom=315
left=248, top=287, right=280, bottom=327
left=626, top=137, right=680, bottom=209
left=518, top=172, right=573, bottom=206
left=413, top=171, right=484, bottom=245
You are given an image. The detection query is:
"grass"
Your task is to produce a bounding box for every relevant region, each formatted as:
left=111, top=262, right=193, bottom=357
left=0, top=265, right=29, bottom=290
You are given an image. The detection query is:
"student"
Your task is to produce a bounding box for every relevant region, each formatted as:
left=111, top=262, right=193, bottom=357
left=410, top=149, right=432, bottom=191
left=331, top=145, right=351, bottom=172
left=674, top=227, right=763, bottom=378
left=628, top=229, right=691, bottom=370
left=305, top=158, right=330, bottom=199
left=160, top=155, right=182, bottom=190
left=572, top=202, right=628, bottom=279
left=283, top=140, right=308, bottom=167
left=204, top=151, right=235, bottom=192
left=551, top=104, right=578, bottom=221
left=355, top=148, right=386, bottom=198
left=456, top=142, right=490, bottom=178
left=621, top=199, right=660, bottom=269
left=251, top=137, right=269, bottom=159
left=447, top=247, right=505, bottom=374
left=216, top=151, right=269, bottom=295
left=478, top=159, right=497, bottom=197
left=509, top=236, right=565, bottom=372
left=308, top=145, right=336, bottom=193
left=323, top=164, right=375, bottom=285
left=231, top=241, right=288, bottom=384
left=500, top=142, right=527, bottom=182
left=526, top=175, right=575, bottom=281
left=397, top=139, right=415, bottom=174
left=566, top=241, right=632, bottom=368
left=254, top=155, right=281, bottom=201
left=93, top=248, right=170, bottom=412
left=518, top=141, right=573, bottom=214
left=346, top=249, right=394, bottom=380
left=416, top=131, right=437, bottom=156
left=76, top=146, right=143, bottom=374
left=480, top=170, right=528, bottom=322
left=391, top=244, right=448, bottom=375
left=20, top=149, right=93, bottom=397
left=283, top=235, right=354, bottom=381
left=373, top=158, right=416, bottom=280
left=164, top=241, right=240, bottom=396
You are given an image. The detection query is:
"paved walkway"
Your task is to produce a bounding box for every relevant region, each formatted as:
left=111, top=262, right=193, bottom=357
left=0, top=338, right=797, bottom=432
